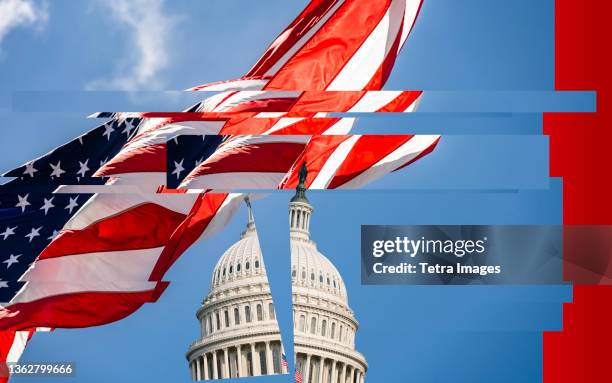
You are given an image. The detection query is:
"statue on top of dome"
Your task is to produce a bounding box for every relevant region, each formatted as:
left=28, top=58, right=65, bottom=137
left=291, top=162, right=309, bottom=203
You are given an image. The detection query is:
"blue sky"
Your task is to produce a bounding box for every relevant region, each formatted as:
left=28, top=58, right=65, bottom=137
left=0, top=0, right=581, bottom=382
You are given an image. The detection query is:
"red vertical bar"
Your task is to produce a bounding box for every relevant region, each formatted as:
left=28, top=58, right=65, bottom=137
left=543, top=0, right=612, bottom=381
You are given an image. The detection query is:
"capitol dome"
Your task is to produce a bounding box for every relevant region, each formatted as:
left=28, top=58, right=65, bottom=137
left=187, top=166, right=367, bottom=383
left=186, top=200, right=286, bottom=380
left=290, top=167, right=367, bottom=383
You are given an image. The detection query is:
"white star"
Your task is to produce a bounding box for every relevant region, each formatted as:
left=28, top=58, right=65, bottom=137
left=40, top=197, right=55, bottom=215
left=3, top=254, right=21, bottom=269
left=0, top=279, right=8, bottom=288
left=78, top=135, right=84, bottom=145
left=172, top=159, right=185, bottom=179
left=102, top=123, right=114, bottom=140
left=48, top=229, right=59, bottom=240
left=77, top=159, right=90, bottom=177
left=172, top=136, right=179, bottom=145
left=121, top=120, right=136, bottom=137
left=65, top=196, right=79, bottom=214
left=25, top=227, right=42, bottom=242
left=15, top=194, right=30, bottom=212
left=194, top=157, right=204, bottom=168
left=100, top=157, right=108, bottom=167
left=23, top=161, right=37, bottom=177
left=0, top=226, right=16, bottom=240
left=50, top=161, right=65, bottom=178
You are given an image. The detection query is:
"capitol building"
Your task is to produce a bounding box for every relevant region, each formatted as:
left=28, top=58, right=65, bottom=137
left=187, top=170, right=367, bottom=382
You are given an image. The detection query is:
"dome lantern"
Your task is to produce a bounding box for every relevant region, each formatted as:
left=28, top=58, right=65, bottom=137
left=289, top=163, right=313, bottom=240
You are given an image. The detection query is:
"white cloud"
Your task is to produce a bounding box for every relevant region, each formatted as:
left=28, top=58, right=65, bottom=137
left=0, top=0, right=48, bottom=48
left=86, top=0, right=178, bottom=90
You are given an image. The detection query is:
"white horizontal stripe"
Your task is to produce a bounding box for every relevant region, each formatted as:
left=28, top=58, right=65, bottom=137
left=187, top=79, right=268, bottom=92
left=219, top=134, right=309, bottom=150
left=348, top=91, right=403, bottom=112
left=213, top=91, right=300, bottom=112
left=339, top=135, right=440, bottom=189
left=206, top=135, right=308, bottom=161
left=20, top=247, right=164, bottom=283
left=55, top=185, right=144, bottom=194
left=327, top=0, right=405, bottom=90
left=64, top=191, right=195, bottom=231
left=127, top=120, right=224, bottom=151
left=263, top=117, right=305, bottom=134
left=11, top=280, right=158, bottom=305
left=182, top=172, right=287, bottom=189
left=57, top=172, right=167, bottom=193
left=322, top=117, right=356, bottom=135
left=310, top=135, right=361, bottom=188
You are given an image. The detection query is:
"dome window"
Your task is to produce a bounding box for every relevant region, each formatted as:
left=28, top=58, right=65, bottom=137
left=301, top=269, right=306, bottom=279
left=246, top=261, right=250, bottom=270
left=255, top=260, right=260, bottom=269
left=256, top=304, right=263, bottom=321
left=245, top=306, right=252, bottom=323
left=333, top=279, right=336, bottom=288
left=222, top=267, right=226, bottom=276
left=291, top=269, right=296, bottom=278
left=269, top=303, right=275, bottom=320
left=234, top=308, right=240, bottom=325
left=327, top=277, right=330, bottom=285
left=224, top=310, right=230, bottom=327
left=310, top=272, right=315, bottom=281
left=299, top=315, right=306, bottom=332
left=319, top=274, right=323, bottom=283
left=321, top=320, right=327, bottom=337
left=331, top=322, right=336, bottom=339
left=310, top=317, right=317, bottom=334
left=237, top=264, right=241, bottom=272
left=229, top=265, right=233, bottom=274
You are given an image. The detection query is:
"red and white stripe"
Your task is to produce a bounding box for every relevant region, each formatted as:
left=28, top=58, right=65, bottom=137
left=295, top=369, right=303, bottom=383
left=190, top=0, right=423, bottom=92
left=180, top=135, right=310, bottom=190
left=0, top=191, right=244, bottom=332
left=280, top=134, right=440, bottom=190
left=0, top=0, right=430, bottom=371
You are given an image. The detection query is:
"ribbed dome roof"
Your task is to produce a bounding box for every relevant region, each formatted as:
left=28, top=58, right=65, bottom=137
left=209, top=190, right=350, bottom=309
left=209, top=221, right=268, bottom=293
left=291, top=238, right=348, bottom=304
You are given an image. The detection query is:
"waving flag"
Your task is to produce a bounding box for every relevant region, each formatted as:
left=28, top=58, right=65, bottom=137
left=0, top=119, right=138, bottom=375
left=0, top=0, right=434, bottom=377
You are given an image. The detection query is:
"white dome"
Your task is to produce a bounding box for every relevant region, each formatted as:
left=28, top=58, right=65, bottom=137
left=209, top=221, right=268, bottom=294
left=187, top=208, right=285, bottom=381
left=288, top=192, right=368, bottom=383
left=291, top=237, right=348, bottom=305
left=187, top=189, right=366, bottom=382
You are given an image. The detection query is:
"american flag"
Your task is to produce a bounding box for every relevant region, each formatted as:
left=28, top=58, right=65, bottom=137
left=295, top=369, right=303, bottom=383
left=281, top=353, right=289, bottom=371
left=0, top=0, right=436, bottom=378
left=0, top=118, right=139, bottom=371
